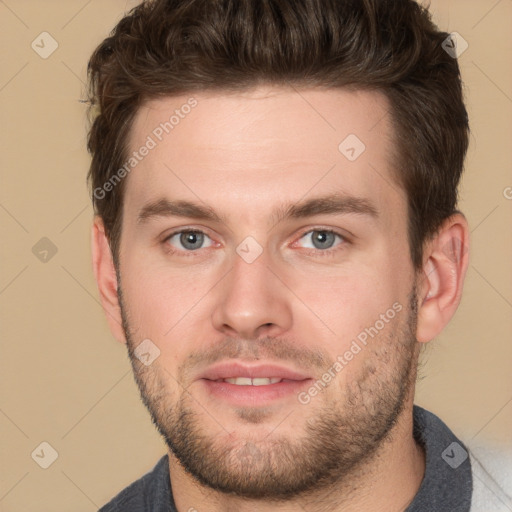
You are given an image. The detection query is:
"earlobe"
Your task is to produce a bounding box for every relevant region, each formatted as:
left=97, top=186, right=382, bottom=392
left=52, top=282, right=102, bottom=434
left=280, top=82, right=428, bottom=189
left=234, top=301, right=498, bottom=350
left=416, top=213, right=470, bottom=343
left=91, top=216, right=126, bottom=344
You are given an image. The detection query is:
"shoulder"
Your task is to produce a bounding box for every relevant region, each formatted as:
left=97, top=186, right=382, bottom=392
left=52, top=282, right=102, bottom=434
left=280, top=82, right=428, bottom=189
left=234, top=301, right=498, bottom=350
left=467, top=441, right=512, bottom=512
left=98, top=454, right=171, bottom=512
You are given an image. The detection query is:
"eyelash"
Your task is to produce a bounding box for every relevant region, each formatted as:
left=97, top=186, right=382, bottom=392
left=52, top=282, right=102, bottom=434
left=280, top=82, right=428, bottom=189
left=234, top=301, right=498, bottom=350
left=162, top=228, right=348, bottom=258
left=294, top=228, right=347, bottom=257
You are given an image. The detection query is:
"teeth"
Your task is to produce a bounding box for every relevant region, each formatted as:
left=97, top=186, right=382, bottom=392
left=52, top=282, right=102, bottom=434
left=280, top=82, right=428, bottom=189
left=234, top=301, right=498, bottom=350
left=225, top=377, right=252, bottom=385
left=222, top=377, right=283, bottom=386
left=253, top=377, right=282, bottom=386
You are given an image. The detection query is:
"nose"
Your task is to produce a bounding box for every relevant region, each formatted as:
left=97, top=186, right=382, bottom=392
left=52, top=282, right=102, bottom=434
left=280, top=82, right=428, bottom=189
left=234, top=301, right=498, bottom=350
left=211, top=246, right=293, bottom=340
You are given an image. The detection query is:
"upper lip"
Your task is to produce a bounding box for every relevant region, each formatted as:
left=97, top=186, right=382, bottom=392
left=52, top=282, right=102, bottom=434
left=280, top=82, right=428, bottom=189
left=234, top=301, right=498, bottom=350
left=199, top=361, right=311, bottom=381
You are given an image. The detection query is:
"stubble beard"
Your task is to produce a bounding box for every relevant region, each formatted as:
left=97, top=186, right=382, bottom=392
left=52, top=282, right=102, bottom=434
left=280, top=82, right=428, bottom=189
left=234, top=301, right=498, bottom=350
left=118, top=275, right=419, bottom=502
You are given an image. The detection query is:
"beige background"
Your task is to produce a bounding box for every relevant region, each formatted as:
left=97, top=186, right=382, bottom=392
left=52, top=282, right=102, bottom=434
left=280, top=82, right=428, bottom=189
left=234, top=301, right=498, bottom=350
left=0, top=0, right=511, bottom=510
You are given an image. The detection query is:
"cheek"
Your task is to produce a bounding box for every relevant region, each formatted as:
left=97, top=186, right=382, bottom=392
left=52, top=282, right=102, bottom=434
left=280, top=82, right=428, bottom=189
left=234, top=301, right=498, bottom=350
left=120, top=255, right=217, bottom=344
left=290, top=262, right=404, bottom=340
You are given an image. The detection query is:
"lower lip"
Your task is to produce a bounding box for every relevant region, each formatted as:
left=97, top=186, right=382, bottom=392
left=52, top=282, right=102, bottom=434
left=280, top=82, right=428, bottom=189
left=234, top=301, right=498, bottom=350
left=200, top=379, right=312, bottom=406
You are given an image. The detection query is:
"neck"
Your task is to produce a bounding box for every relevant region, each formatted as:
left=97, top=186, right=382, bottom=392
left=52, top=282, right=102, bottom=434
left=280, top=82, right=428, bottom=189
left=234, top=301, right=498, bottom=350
left=168, top=404, right=425, bottom=512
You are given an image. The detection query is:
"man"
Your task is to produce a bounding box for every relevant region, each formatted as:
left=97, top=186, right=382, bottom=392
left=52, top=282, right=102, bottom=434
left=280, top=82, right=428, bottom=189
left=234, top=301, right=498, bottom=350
left=87, top=0, right=510, bottom=510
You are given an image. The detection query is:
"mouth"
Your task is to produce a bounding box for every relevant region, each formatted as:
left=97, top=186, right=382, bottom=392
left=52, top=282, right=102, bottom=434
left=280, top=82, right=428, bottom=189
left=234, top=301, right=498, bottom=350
left=211, top=377, right=298, bottom=385
left=199, top=361, right=311, bottom=381
left=198, top=361, right=312, bottom=405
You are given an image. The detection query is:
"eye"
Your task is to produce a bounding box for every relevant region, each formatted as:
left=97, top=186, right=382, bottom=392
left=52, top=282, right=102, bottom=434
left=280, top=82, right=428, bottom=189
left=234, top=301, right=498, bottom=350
left=164, top=230, right=214, bottom=253
left=162, top=228, right=347, bottom=257
left=295, top=229, right=346, bottom=253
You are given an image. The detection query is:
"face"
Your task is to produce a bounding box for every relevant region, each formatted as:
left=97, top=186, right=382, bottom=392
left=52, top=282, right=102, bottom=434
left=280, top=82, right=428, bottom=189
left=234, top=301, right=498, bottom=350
left=116, top=86, right=420, bottom=499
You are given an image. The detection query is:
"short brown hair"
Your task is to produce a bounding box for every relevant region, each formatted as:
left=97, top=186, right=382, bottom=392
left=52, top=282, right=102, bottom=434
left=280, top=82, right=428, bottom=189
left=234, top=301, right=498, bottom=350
left=86, top=0, right=469, bottom=270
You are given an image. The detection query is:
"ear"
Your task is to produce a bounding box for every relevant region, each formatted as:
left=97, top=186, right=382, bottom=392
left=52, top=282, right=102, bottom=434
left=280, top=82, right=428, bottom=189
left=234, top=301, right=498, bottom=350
left=416, top=212, right=470, bottom=343
left=91, top=216, right=126, bottom=344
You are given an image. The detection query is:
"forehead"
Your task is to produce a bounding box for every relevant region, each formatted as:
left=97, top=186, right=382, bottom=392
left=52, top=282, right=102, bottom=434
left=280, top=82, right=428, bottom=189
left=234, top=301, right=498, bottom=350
left=123, top=86, right=405, bottom=227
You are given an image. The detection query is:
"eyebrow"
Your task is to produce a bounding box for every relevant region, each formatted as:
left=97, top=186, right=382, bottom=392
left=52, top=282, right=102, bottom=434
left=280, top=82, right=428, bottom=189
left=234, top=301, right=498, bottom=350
left=137, top=193, right=379, bottom=227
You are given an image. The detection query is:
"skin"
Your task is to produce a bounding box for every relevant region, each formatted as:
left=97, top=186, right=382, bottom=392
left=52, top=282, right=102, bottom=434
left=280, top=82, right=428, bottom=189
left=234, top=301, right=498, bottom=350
left=92, top=86, right=470, bottom=511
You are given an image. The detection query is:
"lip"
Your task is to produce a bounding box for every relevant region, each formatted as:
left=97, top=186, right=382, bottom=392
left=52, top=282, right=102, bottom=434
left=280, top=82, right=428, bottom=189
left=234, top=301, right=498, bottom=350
left=198, top=361, right=311, bottom=381
left=201, top=378, right=312, bottom=406
left=197, top=361, right=312, bottom=407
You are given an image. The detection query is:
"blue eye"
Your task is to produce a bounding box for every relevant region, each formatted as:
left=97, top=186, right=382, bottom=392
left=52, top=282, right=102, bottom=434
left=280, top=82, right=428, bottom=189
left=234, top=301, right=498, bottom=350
left=297, top=229, right=345, bottom=252
left=165, top=230, right=213, bottom=252
left=162, top=227, right=347, bottom=258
